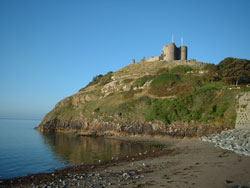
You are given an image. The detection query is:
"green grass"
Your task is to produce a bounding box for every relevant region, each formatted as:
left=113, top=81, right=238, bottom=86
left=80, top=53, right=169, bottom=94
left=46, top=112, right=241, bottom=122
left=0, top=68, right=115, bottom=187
left=50, top=97, right=75, bottom=120
left=123, top=88, right=143, bottom=99
left=134, top=75, right=154, bottom=87
left=123, top=78, right=133, bottom=84
left=145, top=80, right=238, bottom=128
left=170, top=65, right=193, bottom=74
left=150, top=74, right=181, bottom=88
left=149, top=73, right=199, bottom=97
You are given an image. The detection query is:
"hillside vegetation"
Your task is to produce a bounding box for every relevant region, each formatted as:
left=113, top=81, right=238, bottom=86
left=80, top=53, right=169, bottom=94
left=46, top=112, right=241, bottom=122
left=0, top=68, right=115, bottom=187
left=37, top=58, right=250, bottom=137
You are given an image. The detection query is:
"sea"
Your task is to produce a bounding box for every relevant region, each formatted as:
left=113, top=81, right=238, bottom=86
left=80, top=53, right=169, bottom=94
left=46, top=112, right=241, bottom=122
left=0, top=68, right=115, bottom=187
left=0, top=119, right=158, bottom=179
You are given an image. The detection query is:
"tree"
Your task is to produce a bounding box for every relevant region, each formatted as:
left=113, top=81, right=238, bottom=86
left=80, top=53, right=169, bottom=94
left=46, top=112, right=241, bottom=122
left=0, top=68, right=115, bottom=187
left=217, top=57, right=250, bottom=85
left=204, top=63, right=220, bottom=81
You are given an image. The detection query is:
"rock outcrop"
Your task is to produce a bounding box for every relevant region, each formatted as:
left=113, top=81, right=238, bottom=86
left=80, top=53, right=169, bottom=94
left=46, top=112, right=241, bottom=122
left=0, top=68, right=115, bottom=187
left=201, top=129, right=250, bottom=156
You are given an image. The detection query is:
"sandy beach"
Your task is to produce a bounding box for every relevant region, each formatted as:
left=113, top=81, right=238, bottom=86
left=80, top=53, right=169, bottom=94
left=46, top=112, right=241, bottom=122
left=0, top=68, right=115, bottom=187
left=1, top=136, right=250, bottom=188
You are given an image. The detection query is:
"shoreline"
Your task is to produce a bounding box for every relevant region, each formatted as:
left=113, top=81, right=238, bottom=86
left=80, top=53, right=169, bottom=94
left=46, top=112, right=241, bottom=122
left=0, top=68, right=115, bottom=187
left=1, top=136, right=250, bottom=188
left=0, top=136, right=174, bottom=187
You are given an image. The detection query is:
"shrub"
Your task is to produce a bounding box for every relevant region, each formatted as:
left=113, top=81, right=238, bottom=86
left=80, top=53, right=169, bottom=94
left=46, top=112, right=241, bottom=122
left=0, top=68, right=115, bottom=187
left=99, top=71, right=113, bottom=85
left=170, top=65, right=193, bottom=74
left=123, top=88, right=142, bottom=99
left=118, top=96, right=151, bottom=114
left=134, top=75, right=154, bottom=87
left=86, top=71, right=113, bottom=87
left=94, top=108, right=100, bottom=113
left=87, top=74, right=104, bottom=86
left=145, top=98, right=191, bottom=124
left=123, top=79, right=133, bottom=84
left=149, top=74, right=183, bottom=97
left=214, top=57, right=250, bottom=85
left=145, top=86, right=235, bottom=125
left=156, top=68, right=169, bottom=75
left=215, top=103, right=229, bottom=117
left=150, top=74, right=181, bottom=88
left=193, top=82, right=218, bottom=95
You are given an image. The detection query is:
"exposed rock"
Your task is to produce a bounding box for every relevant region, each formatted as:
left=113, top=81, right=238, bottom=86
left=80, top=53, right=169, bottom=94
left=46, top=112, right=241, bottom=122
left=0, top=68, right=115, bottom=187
left=201, top=129, right=250, bottom=156
left=72, top=94, right=97, bottom=107
left=101, top=80, right=120, bottom=96
left=39, top=118, right=221, bottom=138
left=122, top=84, right=131, bottom=92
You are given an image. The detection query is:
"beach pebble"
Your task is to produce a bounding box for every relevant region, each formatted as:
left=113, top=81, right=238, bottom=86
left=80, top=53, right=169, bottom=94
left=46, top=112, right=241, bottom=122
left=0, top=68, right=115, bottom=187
left=201, top=129, right=250, bottom=156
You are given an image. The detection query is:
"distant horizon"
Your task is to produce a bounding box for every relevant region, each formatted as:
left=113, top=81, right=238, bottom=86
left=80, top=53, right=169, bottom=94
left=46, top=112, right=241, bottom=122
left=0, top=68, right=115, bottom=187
left=0, top=117, right=42, bottom=121
left=1, top=0, right=250, bottom=119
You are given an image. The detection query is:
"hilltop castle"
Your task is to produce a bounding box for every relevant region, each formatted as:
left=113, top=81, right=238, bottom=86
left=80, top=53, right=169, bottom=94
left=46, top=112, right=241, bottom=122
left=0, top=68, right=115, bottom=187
left=133, top=42, right=188, bottom=63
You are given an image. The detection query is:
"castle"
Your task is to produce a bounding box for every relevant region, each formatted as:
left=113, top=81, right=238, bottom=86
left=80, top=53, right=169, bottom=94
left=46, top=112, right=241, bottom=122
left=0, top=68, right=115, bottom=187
left=133, top=42, right=188, bottom=63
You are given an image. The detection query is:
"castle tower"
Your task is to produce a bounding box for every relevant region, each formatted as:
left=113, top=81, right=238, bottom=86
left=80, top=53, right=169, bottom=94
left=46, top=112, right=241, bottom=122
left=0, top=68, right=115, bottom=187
left=132, top=58, right=135, bottom=64
left=163, top=43, right=176, bottom=61
left=180, top=46, right=187, bottom=60
left=162, top=42, right=188, bottom=61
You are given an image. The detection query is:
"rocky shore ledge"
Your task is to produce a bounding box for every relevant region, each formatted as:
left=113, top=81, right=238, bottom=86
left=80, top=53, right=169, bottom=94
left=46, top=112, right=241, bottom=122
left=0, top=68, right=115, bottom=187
left=201, top=129, right=250, bottom=156
left=37, top=118, right=224, bottom=138
left=1, top=137, right=250, bottom=188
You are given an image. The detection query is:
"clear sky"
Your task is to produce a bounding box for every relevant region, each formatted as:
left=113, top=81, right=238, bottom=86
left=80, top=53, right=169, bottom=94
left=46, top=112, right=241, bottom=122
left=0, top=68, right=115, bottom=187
left=0, top=0, right=250, bottom=120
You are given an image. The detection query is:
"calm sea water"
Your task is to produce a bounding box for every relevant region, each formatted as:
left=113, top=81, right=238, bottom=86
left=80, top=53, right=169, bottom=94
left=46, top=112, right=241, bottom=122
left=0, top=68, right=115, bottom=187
left=0, top=119, right=159, bottom=179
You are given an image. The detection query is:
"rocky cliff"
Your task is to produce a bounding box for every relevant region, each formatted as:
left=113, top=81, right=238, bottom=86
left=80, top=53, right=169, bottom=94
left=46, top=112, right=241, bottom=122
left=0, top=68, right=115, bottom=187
left=37, top=60, right=249, bottom=137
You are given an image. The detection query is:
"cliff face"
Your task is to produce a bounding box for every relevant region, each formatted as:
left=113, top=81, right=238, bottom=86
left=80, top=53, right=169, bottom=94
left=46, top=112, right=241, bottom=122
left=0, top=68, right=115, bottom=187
left=37, top=60, right=243, bottom=137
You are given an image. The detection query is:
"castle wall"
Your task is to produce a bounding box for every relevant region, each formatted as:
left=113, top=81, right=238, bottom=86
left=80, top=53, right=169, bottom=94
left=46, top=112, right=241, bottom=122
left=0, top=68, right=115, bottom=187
left=147, top=56, right=160, bottom=62
left=236, top=92, right=250, bottom=130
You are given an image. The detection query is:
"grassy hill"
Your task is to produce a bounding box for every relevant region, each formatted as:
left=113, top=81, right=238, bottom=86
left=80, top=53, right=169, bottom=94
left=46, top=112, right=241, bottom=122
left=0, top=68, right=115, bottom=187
left=37, top=59, right=250, bottom=137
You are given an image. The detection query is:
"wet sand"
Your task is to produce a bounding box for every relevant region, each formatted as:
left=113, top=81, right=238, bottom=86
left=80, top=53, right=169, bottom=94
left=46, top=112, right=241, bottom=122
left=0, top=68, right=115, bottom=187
left=1, top=136, right=250, bottom=188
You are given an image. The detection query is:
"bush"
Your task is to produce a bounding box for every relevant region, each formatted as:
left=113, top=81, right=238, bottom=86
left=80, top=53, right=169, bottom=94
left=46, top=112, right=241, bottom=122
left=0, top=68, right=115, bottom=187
left=87, top=71, right=113, bottom=87
left=145, top=87, right=234, bottom=125
left=134, top=75, right=154, bottom=87
left=88, top=74, right=104, bottom=86
left=150, top=74, right=181, bottom=88
left=99, top=71, right=113, bottom=85
left=216, top=57, right=250, bottom=85
left=193, top=82, right=218, bottom=95
left=145, top=98, right=191, bottom=124
left=94, top=108, right=100, bottom=113
left=123, top=88, right=142, bottom=99
left=123, top=79, right=133, bottom=84
left=149, top=74, right=182, bottom=97
left=215, top=103, right=229, bottom=117
left=118, top=96, right=151, bottom=113
left=156, top=68, right=169, bottom=75
left=170, top=65, right=193, bottom=74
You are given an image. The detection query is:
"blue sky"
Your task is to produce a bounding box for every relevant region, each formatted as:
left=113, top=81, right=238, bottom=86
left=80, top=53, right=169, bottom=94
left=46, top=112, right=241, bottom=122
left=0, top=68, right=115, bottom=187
left=0, top=0, right=250, bottom=120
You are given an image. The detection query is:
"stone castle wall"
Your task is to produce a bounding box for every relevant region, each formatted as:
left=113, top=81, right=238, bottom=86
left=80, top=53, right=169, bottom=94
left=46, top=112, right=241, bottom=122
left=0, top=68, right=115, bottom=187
left=167, top=59, right=205, bottom=67
left=235, top=92, right=250, bottom=130
left=147, top=56, right=160, bottom=62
